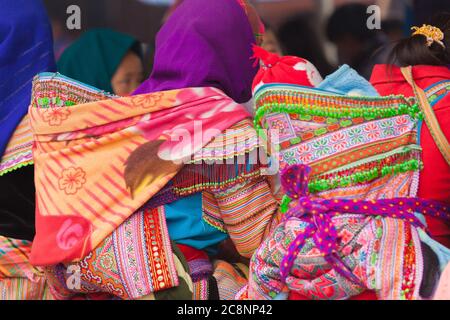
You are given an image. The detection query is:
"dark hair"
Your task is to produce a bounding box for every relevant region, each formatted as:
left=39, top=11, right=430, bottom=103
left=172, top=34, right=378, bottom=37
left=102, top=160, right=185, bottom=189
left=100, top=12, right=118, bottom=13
left=413, top=0, right=450, bottom=26
left=388, top=13, right=450, bottom=67
left=326, top=4, right=377, bottom=43
left=278, top=13, right=335, bottom=76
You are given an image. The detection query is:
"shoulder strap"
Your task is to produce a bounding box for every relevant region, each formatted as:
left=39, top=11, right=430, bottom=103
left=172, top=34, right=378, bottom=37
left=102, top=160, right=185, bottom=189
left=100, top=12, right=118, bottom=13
left=401, top=66, right=450, bottom=166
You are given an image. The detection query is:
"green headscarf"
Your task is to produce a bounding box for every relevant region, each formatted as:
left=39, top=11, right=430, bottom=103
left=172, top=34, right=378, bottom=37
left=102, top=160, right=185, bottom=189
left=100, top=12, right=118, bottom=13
left=57, top=28, right=139, bottom=93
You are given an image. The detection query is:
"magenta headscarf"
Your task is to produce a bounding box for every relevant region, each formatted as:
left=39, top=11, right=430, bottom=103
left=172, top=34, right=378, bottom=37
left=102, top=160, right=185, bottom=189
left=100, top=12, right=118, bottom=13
left=133, top=0, right=258, bottom=103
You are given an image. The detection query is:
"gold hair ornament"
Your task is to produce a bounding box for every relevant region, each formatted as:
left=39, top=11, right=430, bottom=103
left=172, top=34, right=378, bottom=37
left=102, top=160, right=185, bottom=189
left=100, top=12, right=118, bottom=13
left=411, top=24, right=445, bottom=48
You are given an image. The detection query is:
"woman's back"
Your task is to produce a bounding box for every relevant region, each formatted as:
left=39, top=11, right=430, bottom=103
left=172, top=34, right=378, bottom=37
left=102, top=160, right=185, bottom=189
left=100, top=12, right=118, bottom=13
left=370, top=15, right=450, bottom=246
left=371, top=64, right=450, bottom=204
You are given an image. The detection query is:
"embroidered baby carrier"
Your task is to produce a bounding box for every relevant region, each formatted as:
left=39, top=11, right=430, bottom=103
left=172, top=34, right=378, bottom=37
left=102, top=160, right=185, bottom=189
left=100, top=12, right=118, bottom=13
left=254, top=84, right=422, bottom=200
left=245, top=81, right=450, bottom=300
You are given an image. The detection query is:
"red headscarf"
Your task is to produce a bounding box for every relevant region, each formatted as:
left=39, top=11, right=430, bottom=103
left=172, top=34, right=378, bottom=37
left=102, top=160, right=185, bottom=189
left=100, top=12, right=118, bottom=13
left=251, top=46, right=323, bottom=92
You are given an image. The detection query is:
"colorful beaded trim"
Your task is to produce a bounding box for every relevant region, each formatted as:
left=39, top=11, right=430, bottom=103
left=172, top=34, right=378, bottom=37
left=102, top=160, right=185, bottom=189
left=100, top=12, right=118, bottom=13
left=254, top=88, right=421, bottom=133
left=0, top=160, right=33, bottom=177
left=308, top=158, right=422, bottom=193
left=31, top=72, right=116, bottom=110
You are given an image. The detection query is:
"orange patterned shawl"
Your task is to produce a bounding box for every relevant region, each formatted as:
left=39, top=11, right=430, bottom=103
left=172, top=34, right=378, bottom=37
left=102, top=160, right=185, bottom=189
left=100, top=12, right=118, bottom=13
left=28, top=73, right=252, bottom=265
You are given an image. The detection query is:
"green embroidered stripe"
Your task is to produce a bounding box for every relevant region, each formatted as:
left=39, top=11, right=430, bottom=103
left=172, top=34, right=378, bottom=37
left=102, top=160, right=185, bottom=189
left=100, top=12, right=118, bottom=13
left=308, top=159, right=421, bottom=193
left=280, top=158, right=422, bottom=210
left=0, top=160, right=34, bottom=177
left=254, top=102, right=423, bottom=131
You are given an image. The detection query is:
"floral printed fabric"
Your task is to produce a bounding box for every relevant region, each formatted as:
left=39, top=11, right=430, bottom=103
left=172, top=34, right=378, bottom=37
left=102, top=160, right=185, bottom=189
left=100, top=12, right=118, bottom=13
left=28, top=73, right=251, bottom=266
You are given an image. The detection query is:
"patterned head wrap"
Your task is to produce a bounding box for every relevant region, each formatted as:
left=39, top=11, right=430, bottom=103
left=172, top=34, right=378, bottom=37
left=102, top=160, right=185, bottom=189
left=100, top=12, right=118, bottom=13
left=252, top=46, right=323, bottom=92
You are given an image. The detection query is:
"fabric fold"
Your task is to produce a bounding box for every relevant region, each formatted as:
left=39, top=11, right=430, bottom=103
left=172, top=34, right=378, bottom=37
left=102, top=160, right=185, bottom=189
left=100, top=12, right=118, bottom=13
left=29, top=73, right=251, bottom=266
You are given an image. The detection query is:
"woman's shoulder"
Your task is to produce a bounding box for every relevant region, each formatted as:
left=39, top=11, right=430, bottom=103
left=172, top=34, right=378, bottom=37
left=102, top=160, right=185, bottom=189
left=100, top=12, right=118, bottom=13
left=371, top=64, right=450, bottom=85
left=370, top=64, right=450, bottom=98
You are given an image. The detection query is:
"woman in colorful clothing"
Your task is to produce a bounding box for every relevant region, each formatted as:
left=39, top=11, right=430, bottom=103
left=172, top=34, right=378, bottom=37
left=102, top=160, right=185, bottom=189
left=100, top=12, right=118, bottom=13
left=29, top=0, right=277, bottom=300
left=133, top=0, right=273, bottom=298
left=0, top=0, right=56, bottom=299
left=57, top=29, right=144, bottom=97
left=370, top=14, right=450, bottom=248
left=241, top=35, right=450, bottom=300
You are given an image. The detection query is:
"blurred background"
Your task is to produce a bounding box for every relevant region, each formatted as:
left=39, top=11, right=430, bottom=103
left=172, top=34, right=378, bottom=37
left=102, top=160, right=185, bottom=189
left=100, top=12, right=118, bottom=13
left=43, top=0, right=450, bottom=79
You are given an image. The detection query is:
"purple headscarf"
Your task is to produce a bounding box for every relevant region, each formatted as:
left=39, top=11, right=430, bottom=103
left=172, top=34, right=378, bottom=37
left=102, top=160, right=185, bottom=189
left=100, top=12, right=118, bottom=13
left=133, top=0, right=258, bottom=103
